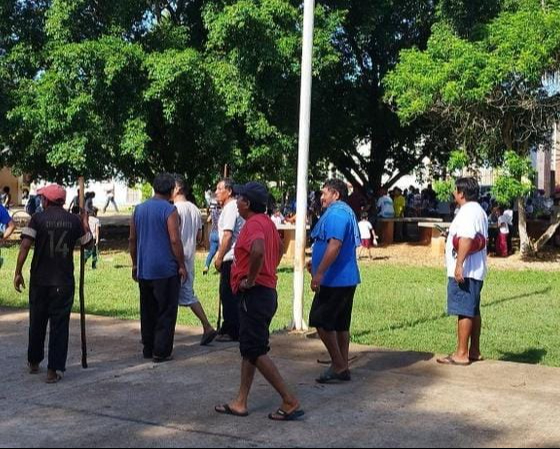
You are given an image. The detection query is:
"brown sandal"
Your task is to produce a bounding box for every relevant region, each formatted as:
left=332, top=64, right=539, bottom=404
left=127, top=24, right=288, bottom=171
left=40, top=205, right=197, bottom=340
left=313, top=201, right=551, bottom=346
left=437, top=355, right=471, bottom=366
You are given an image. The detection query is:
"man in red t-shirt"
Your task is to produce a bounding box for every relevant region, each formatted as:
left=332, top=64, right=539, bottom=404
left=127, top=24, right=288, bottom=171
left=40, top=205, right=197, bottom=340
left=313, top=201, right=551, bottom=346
left=214, top=182, right=304, bottom=422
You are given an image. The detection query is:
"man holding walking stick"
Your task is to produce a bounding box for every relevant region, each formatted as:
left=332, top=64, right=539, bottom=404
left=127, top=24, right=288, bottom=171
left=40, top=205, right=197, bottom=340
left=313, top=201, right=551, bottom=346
left=14, top=184, right=92, bottom=383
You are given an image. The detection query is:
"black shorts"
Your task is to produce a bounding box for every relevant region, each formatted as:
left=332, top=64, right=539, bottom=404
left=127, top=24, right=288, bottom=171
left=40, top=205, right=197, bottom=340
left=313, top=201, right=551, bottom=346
left=238, top=286, right=278, bottom=362
left=309, top=286, right=357, bottom=332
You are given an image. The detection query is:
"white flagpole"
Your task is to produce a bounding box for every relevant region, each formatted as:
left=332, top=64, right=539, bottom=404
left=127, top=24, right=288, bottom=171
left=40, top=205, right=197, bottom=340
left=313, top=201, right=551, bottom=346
left=292, top=0, right=315, bottom=331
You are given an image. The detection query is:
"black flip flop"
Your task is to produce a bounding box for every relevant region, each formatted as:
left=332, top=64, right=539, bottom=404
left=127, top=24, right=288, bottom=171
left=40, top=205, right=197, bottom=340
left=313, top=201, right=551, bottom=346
left=268, top=409, right=305, bottom=422
left=200, top=330, right=218, bottom=346
left=215, top=404, right=249, bottom=418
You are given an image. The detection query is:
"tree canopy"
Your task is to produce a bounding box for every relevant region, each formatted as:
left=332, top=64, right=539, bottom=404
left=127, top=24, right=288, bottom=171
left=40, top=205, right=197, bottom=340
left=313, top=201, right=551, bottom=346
left=386, top=0, right=560, bottom=255
left=385, top=0, right=560, bottom=163
left=0, top=0, right=338, bottom=186
left=0, top=0, right=455, bottom=191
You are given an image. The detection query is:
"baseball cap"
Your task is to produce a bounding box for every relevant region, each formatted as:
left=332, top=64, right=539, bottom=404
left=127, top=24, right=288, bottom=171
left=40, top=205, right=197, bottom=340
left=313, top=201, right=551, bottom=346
left=37, top=184, right=67, bottom=205
left=234, top=182, right=269, bottom=208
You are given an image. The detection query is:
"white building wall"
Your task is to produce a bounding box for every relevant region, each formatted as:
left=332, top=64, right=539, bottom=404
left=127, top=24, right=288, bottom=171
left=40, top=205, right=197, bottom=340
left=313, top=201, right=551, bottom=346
left=32, top=179, right=143, bottom=210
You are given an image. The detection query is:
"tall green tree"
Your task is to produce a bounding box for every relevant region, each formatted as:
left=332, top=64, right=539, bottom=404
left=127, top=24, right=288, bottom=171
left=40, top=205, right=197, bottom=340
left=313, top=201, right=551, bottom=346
left=308, top=0, right=444, bottom=193
left=2, top=0, right=488, bottom=195
left=1, top=0, right=342, bottom=188
left=386, top=0, right=560, bottom=255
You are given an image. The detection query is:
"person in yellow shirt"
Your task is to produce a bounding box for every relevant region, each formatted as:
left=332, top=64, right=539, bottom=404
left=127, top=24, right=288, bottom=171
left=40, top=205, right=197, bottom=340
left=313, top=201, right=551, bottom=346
left=393, top=188, right=406, bottom=242
left=393, top=188, right=406, bottom=218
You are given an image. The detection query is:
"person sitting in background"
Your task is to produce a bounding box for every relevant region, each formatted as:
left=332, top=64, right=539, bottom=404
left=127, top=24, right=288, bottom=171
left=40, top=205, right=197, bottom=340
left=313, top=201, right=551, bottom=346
left=392, top=188, right=406, bottom=241
left=1, top=187, right=12, bottom=209
left=22, top=189, right=30, bottom=205
left=377, top=189, right=395, bottom=219
left=271, top=209, right=285, bottom=227
left=285, top=211, right=297, bottom=225
left=0, top=203, right=16, bottom=246
left=393, top=188, right=406, bottom=219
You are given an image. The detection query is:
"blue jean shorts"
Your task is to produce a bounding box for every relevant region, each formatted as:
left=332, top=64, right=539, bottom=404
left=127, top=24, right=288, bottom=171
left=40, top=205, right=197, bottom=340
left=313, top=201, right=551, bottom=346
left=447, top=278, right=484, bottom=318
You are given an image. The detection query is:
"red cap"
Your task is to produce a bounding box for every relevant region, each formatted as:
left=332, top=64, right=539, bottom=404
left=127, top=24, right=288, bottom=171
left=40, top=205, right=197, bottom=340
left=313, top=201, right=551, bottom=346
left=38, top=184, right=67, bottom=204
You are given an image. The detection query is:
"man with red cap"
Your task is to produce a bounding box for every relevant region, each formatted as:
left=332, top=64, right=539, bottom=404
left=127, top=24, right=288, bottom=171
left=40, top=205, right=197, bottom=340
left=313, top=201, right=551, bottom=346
left=14, top=184, right=92, bottom=383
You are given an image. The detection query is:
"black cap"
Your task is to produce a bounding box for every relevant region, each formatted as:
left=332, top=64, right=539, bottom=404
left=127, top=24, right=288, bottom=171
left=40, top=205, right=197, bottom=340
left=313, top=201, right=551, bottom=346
left=234, top=182, right=269, bottom=207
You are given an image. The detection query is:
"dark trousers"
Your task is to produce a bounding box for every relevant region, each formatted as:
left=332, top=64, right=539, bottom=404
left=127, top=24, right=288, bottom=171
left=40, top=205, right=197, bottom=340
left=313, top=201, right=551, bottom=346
left=85, top=245, right=99, bottom=268
left=139, top=276, right=180, bottom=358
left=219, top=261, right=240, bottom=340
left=103, top=197, right=119, bottom=213
left=28, top=285, right=75, bottom=372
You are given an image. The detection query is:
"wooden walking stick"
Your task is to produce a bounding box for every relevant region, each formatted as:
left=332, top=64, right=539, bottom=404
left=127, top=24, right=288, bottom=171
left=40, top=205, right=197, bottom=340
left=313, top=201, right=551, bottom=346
left=78, top=177, right=88, bottom=369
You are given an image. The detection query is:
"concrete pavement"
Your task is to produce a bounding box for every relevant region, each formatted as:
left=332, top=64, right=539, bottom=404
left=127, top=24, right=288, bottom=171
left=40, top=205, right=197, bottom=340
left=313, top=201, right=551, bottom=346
left=0, top=308, right=559, bottom=448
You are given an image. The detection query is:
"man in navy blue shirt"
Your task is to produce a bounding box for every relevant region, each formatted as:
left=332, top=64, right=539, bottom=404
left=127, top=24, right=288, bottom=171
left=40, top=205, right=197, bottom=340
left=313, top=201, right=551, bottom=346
left=309, top=179, right=361, bottom=384
left=129, top=173, right=187, bottom=363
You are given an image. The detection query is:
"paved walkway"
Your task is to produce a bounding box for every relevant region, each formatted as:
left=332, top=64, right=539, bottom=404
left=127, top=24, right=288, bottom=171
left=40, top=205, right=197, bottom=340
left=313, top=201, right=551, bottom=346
left=0, top=308, right=559, bottom=448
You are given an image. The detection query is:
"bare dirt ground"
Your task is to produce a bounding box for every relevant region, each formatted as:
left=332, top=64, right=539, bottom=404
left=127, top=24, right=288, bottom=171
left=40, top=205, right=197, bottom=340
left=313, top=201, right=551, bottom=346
left=360, top=243, right=560, bottom=271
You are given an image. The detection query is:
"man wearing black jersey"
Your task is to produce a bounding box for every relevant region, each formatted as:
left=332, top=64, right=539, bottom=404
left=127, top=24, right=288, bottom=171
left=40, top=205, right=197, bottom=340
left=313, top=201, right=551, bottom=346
left=15, top=184, right=92, bottom=384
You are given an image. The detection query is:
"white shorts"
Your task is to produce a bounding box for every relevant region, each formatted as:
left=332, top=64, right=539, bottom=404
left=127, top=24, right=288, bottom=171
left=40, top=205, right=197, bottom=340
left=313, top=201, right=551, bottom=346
left=178, top=260, right=199, bottom=307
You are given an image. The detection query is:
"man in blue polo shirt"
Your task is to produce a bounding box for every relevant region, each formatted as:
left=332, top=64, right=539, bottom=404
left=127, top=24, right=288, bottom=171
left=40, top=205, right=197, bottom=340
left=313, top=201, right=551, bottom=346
left=309, top=179, right=361, bottom=384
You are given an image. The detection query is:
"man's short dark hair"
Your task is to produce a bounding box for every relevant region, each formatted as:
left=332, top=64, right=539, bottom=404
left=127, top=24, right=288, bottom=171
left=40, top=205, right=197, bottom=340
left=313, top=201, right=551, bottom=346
left=174, top=174, right=188, bottom=196
left=456, top=177, right=480, bottom=202
left=323, top=179, right=348, bottom=201
left=153, top=173, right=176, bottom=196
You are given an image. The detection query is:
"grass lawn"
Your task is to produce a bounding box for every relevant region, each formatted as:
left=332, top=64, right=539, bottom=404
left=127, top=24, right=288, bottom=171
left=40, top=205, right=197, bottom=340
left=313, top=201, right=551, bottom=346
left=0, top=245, right=559, bottom=367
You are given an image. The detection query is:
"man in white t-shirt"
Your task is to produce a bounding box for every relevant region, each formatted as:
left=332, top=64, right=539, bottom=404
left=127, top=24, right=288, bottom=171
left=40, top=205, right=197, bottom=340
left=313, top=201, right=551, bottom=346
left=215, top=178, right=245, bottom=342
left=172, top=175, right=217, bottom=346
left=438, top=177, right=488, bottom=367
left=377, top=190, right=395, bottom=218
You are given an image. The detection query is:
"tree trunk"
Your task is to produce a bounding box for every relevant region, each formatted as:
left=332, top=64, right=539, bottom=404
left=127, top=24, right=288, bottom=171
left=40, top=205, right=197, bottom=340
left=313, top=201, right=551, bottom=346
left=518, top=198, right=560, bottom=256
left=534, top=211, right=560, bottom=252
left=517, top=197, right=534, bottom=257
